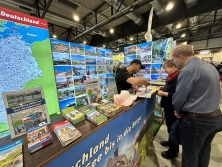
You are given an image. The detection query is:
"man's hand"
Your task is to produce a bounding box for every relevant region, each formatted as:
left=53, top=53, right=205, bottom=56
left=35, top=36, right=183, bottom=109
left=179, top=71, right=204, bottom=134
left=143, top=79, right=150, bottom=87
left=174, top=111, right=182, bottom=118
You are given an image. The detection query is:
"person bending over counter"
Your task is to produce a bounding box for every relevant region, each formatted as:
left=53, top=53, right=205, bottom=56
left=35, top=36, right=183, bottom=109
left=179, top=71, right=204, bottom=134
left=115, top=59, right=150, bottom=94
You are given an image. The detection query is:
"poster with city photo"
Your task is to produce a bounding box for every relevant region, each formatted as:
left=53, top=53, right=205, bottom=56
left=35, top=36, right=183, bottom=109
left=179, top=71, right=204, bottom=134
left=54, top=66, right=72, bottom=78
left=2, top=87, right=50, bottom=139
left=52, top=53, right=71, bottom=65
left=144, top=74, right=151, bottom=81
left=151, top=74, right=160, bottom=82
left=105, top=49, right=113, bottom=58
left=137, top=53, right=152, bottom=64
left=138, top=64, right=151, bottom=74
left=97, top=74, right=106, bottom=82
left=124, top=45, right=137, bottom=55
left=106, top=66, right=113, bottom=74
left=71, top=55, right=85, bottom=65
left=86, top=66, right=97, bottom=75
left=96, top=66, right=106, bottom=74
left=59, top=98, right=76, bottom=111
left=95, top=48, right=106, bottom=57
left=106, top=73, right=114, bottom=77
left=70, top=42, right=84, bottom=55
left=85, top=56, right=96, bottom=65
left=51, top=39, right=69, bottom=53
left=72, top=66, right=86, bottom=76
left=137, top=42, right=152, bottom=54
left=84, top=79, right=103, bottom=104
left=74, top=85, right=86, bottom=97
left=58, top=87, right=75, bottom=101
left=124, top=55, right=136, bottom=66
left=56, top=77, right=74, bottom=89
left=151, top=64, right=163, bottom=74
left=86, top=75, right=97, bottom=80
left=84, top=46, right=96, bottom=56
left=105, top=57, right=113, bottom=66
left=73, top=76, right=86, bottom=86
left=97, top=57, right=106, bottom=65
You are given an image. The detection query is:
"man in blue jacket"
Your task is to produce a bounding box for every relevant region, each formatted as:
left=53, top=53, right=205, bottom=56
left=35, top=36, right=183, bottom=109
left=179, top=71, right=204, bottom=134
left=171, top=45, right=222, bottom=167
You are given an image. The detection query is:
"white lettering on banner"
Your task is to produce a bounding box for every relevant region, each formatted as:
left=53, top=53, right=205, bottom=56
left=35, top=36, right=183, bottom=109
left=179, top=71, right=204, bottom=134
left=72, top=116, right=142, bottom=167
left=0, top=10, right=39, bottom=25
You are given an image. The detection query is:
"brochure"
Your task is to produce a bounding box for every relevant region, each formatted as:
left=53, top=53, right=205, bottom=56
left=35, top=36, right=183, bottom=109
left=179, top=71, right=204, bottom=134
left=52, top=120, right=82, bottom=147
left=26, top=123, right=52, bottom=153
left=0, top=139, right=23, bottom=167
left=2, top=87, right=50, bottom=139
left=105, top=77, right=118, bottom=100
left=84, top=79, right=103, bottom=104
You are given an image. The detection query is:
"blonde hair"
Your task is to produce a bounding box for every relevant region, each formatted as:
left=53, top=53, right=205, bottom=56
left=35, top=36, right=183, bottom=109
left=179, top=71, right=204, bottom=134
left=163, top=60, right=178, bottom=68
left=171, top=45, right=194, bottom=58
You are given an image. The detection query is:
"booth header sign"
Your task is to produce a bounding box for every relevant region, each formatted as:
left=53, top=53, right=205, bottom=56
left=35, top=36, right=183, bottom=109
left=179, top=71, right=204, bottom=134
left=0, top=7, right=48, bottom=29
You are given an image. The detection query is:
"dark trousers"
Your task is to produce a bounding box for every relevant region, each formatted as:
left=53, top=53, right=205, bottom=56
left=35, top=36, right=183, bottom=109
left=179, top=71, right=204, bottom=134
left=180, top=114, right=222, bottom=167
left=164, top=109, right=179, bottom=154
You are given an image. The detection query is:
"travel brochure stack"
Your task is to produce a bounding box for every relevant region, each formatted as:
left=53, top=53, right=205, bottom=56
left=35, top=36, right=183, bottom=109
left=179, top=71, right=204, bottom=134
left=52, top=120, right=82, bottom=147
left=62, top=107, right=86, bottom=125
left=80, top=106, right=107, bottom=126
left=26, top=123, right=53, bottom=153
left=96, top=102, right=123, bottom=117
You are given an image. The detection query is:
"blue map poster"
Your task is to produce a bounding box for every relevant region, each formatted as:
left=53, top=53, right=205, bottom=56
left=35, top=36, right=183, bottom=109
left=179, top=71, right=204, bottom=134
left=0, top=7, right=59, bottom=137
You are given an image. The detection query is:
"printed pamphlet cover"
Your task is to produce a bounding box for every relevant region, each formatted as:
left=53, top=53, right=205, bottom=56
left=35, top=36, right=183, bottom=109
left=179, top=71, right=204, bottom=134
left=105, top=77, right=118, bottom=100
left=2, top=87, right=50, bottom=139
left=61, top=107, right=78, bottom=120
left=61, top=107, right=85, bottom=124
left=84, top=79, right=103, bottom=104
left=52, top=120, right=82, bottom=147
left=87, top=110, right=107, bottom=125
left=136, top=87, right=153, bottom=98
left=26, top=123, right=52, bottom=151
left=0, top=139, right=23, bottom=167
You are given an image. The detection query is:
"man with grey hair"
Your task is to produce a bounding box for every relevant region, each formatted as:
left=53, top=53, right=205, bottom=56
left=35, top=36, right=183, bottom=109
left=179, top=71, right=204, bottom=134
left=171, top=45, right=222, bottom=167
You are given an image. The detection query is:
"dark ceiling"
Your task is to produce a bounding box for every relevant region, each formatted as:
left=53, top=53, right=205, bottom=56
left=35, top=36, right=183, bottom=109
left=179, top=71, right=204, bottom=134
left=1, top=0, right=222, bottom=52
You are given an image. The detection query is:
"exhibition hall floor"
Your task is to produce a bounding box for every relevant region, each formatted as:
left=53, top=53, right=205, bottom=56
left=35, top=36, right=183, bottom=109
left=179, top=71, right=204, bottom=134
left=143, top=122, right=222, bottom=167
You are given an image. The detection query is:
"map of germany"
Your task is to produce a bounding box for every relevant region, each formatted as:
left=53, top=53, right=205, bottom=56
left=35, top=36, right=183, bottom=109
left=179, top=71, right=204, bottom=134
left=0, top=18, right=59, bottom=135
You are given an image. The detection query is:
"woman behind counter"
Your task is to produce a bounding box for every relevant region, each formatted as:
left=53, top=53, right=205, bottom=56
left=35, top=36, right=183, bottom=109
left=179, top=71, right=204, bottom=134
left=157, top=60, right=179, bottom=159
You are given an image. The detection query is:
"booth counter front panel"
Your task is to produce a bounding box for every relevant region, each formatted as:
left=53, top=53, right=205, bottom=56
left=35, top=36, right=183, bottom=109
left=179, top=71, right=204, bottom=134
left=0, top=96, right=156, bottom=167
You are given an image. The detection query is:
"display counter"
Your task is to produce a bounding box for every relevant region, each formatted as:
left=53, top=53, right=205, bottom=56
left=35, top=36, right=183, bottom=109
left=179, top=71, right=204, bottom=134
left=0, top=95, right=156, bottom=167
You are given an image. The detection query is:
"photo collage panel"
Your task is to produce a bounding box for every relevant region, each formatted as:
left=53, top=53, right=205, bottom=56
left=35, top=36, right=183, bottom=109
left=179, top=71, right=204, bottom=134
left=51, top=39, right=114, bottom=110
left=123, top=38, right=173, bottom=83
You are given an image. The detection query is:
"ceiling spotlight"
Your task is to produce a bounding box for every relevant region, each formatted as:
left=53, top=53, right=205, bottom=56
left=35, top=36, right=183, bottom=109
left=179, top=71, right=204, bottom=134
left=110, top=28, right=114, bottom=34
left=83, top=41, right=86, bottom=44
left=176, top=24, right=181, bottom=29
left=181, top=33, right=186, bottom=38
left=103, top=45, right=105, bottom=48
left=130, top=37, right=133, bottom=41
left=74, top=15, right=79, bottom=21
left=117, top=48, right=119, bottom=51
left=53, top=34, right=57, bottom=38
left=166, top=2, right=174, bottom=11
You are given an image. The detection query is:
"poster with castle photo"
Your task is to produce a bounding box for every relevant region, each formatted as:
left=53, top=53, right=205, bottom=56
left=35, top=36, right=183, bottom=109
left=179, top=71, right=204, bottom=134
left=2, top=87, right=50, bottom=139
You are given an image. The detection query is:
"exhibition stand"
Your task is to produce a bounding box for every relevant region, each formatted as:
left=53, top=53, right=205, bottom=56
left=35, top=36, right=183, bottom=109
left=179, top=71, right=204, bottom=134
left=0, top=96, right=156, bottom=167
